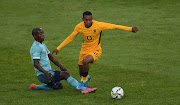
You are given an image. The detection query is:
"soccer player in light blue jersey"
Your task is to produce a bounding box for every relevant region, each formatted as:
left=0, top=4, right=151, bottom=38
left=29, top=28, right=97, bottom=94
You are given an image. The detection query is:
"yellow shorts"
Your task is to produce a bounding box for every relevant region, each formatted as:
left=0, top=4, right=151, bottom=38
left=78, top=48, right=102, bottom=65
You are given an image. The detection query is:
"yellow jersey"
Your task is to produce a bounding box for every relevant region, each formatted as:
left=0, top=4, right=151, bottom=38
left=57, top=20, right=132, bottom=54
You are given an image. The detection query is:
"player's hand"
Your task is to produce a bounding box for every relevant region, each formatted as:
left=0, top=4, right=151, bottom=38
left=52, top=49, right=59, bottom=55
left=45, top=72, right=52, bottom=83
left=60, top=67, right=68, bottom=72
left=132, top=27, right=138, bottom=33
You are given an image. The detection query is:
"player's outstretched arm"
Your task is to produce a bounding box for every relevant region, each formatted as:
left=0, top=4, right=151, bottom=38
left=48, top=53, right=68, bottom=72
left=132, top=27, right=138, bottom=33
left=101, top=22, right=133, bottom=32
left=52, top=29, right=79, bottom=55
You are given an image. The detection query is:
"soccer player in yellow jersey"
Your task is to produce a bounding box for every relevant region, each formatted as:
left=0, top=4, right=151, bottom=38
left=52, top=11, right=138, bottom=89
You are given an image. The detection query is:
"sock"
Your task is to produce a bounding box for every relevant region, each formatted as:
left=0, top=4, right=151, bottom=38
left=66, top=76, right=86, bottom=91
left=81, top=76, right=88, bottom=82
left=35, top=84, right=53, bottom=90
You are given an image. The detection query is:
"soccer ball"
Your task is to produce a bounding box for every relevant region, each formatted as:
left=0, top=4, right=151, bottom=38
left=111, top=86, right=124, bottom=99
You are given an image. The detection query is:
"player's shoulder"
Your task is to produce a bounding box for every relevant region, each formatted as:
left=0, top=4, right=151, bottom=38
left=94, top=20, right=106, bottom=24
left=74, top=22, right=84, bottom=31
left=93, top=20, right=99, bottom=23
left=76, top=21, right=84, bottom=27
left=30, top=41, right=41, bottom=51
left=42, top=42, right=47, bottom=47
left=33, top=41, right=41, bottom=47
left=93, top=20, right=106, bottom=27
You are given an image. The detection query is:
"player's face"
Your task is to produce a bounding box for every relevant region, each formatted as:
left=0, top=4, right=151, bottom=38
left=36, top=30, right=45, bottom=42
left=82, top=15, right=93, bottom=28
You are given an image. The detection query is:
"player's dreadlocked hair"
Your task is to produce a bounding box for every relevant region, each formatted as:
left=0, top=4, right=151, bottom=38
left=32, top=28, right=43, bottom=36
left=83, top=11, right=92, bottom=17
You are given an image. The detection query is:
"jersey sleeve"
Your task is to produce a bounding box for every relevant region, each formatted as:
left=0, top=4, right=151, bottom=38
left=99, top=22, right=132, bottom=31
left=30, top=46, right=41, bottom=59
left=56, top=26, right=79, bottom=50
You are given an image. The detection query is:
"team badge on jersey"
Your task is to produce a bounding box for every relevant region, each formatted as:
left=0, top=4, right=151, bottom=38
left=93, top=29, right=97, bottom=34
left=93, top=52, right=99, bottom=57
left=87, top=36, right=92, bottom=40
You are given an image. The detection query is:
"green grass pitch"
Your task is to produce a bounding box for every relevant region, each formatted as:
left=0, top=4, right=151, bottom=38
left=0, top=0, right=179, bottom=105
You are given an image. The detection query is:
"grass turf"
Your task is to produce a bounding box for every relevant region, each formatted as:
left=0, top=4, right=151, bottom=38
left=0, top=0, right=179, bottom=105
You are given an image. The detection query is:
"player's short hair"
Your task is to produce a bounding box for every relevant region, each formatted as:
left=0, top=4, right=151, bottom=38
left=32, top=28, right=43, bottom=36
left=83, top=11, right=92, bottom=17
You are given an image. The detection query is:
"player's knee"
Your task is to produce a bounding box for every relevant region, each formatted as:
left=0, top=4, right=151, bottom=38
left=83, top=58, right=92, bottom=65
left=57, top=85, right=63, bottom=89
left=82, top=55, right=94, bottom=65
left=82, top=59, right=89, bottom=65
left=60, top=71, right=70, bottom=80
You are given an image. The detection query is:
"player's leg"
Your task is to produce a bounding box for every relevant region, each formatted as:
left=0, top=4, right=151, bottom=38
left=58, top=71, right=97, bottom=93
left=78, top=65, right=83, bottom=76
left=52, top=70, right=85, bottom=90
left=77, top=49, right=102, bottom=89
left=37, top=74, right=54, bottom=90
left=77, top=55, right=94, bottom=89
left=29, top=71, right=79, bottom=90
left=57, top=84, right=63, bottom=89
left=82, top=55, right=94, bottom=72
left=28, top=83, right=53, bottom=90
left=28, top=73, right=54, bottom=90
left=58, top=71, right=85, bottom=91
left=79, top=65, right=91, bottom=87
left=79, top=55, right=93, bottom=78
left=28, top=84, right=53, bottom=90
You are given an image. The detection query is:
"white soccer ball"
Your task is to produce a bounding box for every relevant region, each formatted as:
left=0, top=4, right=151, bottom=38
left=111, top=86, right=124, bottom=99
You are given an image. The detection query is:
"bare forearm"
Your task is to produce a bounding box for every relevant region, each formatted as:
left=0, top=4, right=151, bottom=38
left=34, top=63, right=48, bottom=74
left=52, top=58, right=64, bottom=69
left=48, top=54, right=64, bottom=69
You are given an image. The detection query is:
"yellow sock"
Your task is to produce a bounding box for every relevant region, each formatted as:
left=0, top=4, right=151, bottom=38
left=81, top=76, right=88, bottom=82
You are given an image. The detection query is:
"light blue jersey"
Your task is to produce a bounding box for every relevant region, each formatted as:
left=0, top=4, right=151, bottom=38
left=30, top=41, right=52, bottom=76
